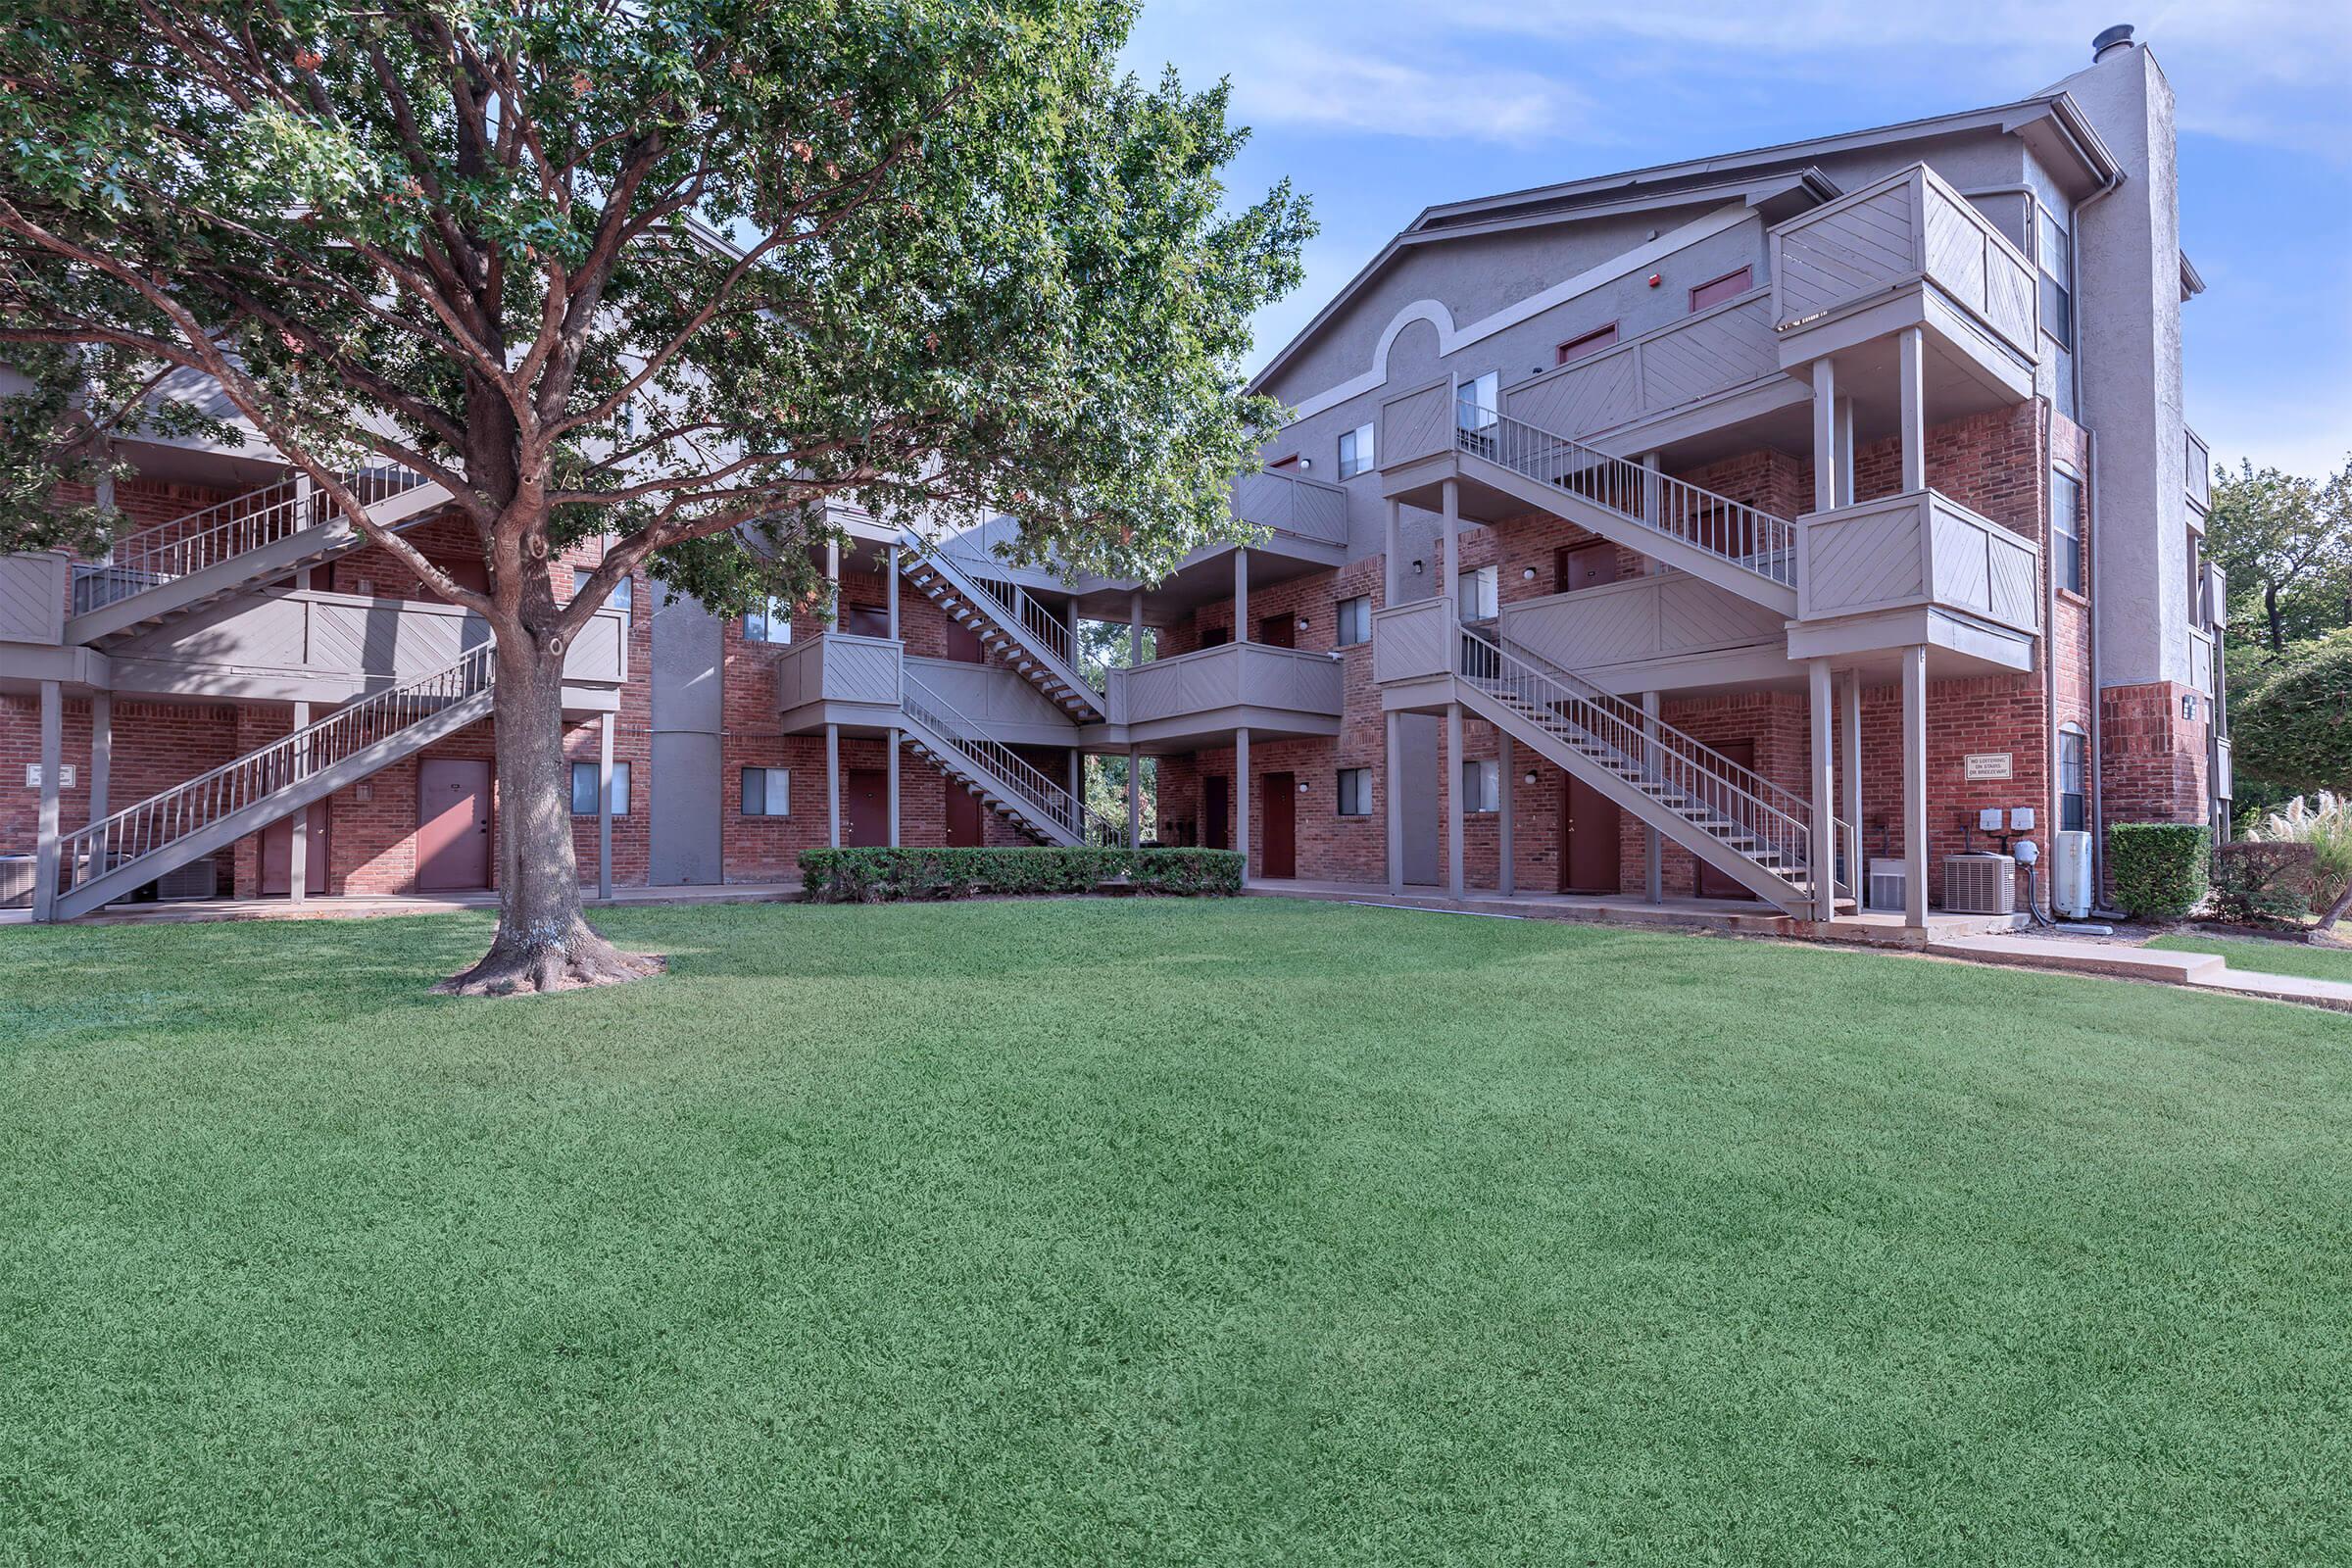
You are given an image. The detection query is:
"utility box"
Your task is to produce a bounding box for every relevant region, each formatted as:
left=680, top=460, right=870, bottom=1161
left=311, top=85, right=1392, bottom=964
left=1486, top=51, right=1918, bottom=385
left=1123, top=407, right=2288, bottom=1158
left=2051, top=830, right=2093, bottom=919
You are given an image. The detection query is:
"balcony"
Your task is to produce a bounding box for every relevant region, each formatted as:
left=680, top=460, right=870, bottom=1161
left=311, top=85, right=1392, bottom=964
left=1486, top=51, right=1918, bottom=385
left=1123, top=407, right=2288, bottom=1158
left=1232, top=467, right=1348, bottom=551
left=1105, top=640, right=1344, bottom=747
left=0, top=551, right=69, bottom=648
left=1789, top=488, right=2039, bottom=670
left=773, top=632, right=905, bottom=731
left=1501, top=290, right=1800, bottom=449
left=1369, top=598, right=1455, bottom=692
left=97, top=589, right=627, bottom=705
left=2188, top=624, right=2217, bottom=698
left=1769, top=163, right=2039, bottom=400
left=2186, top=425, right=2212, bottom=516
left=1497, top=573, right=1787, bottom=692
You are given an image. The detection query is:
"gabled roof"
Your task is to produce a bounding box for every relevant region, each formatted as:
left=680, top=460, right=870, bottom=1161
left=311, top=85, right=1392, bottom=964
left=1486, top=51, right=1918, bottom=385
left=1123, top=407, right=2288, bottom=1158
left=1249, top=91, right=2122, bottom=396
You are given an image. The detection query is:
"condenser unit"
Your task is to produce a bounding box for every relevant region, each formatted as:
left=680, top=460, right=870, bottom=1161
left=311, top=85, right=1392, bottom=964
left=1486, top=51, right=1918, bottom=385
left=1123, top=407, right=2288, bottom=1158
left=0, top=856, right=32, bottom=908
left=2051, top=830, right=2093, bottom=919
left=1942, top=852, right=2017, bottom=915
left=153, top=858, right=219, bottom=902
left=1866, top=858, right=1907, bottom=912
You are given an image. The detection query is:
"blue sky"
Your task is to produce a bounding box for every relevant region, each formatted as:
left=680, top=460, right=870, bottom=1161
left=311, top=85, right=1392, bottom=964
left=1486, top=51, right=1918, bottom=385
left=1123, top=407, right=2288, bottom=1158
left=1120, top=0, right=2352, bottom=479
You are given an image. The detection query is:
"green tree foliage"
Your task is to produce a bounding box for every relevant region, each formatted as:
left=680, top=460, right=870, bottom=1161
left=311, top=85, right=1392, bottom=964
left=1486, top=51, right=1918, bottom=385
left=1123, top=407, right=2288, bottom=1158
left=0, top=0, right=1307, bottom=987
left=2206, top=456, right=2352, bottom=653
left=2232, top=629, right=2352, bottom=796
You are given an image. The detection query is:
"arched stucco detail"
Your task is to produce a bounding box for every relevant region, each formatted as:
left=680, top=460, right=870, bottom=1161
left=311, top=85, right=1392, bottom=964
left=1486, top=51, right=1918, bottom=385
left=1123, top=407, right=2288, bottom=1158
left=1371, top=300, right=1458, bottom=383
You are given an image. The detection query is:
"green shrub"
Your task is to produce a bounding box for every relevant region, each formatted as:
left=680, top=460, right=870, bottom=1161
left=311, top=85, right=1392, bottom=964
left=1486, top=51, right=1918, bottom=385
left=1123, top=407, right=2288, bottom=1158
left=2245, top=791, right=2352, bottom=917
left=798, top=846, right=1243, bottom=903
left=2208, top=842, right=2317, bottom=925
left=2107, top=822, right=2211, bottom=922
left=2232, top=631, right=2352, bottom=794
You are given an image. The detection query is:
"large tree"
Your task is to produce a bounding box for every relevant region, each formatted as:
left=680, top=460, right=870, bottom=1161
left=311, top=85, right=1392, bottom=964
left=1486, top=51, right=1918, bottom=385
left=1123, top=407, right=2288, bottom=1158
left=0, top=0, right=1308, bottom=991
left=2206, top=456, right=2352, bottom=654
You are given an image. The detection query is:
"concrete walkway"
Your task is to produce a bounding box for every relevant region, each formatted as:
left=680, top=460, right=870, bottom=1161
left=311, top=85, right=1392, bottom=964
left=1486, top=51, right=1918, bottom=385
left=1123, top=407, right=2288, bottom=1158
left=1928, top=931, right=2352, bottom=1011
left=0, top=880, right=803, bottom=927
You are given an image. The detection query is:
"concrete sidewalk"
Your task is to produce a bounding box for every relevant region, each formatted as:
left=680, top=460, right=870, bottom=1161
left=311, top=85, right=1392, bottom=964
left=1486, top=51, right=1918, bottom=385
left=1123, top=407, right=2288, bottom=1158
left=1928, top=932, right=2352, bottom=1011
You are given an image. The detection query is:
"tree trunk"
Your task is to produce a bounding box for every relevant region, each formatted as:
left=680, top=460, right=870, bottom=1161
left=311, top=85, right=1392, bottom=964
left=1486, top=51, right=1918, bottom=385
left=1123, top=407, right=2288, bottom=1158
left=2266, top=582, right=2282, bottom=654
left=2317, top=878, right=2352, bottom=935
left=437, top=637, right=662, bottom=995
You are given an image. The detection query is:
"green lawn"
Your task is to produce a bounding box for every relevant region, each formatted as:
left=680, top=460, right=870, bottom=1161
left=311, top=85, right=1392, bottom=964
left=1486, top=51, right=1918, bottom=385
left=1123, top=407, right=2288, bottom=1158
left=2149, top=930, right=2352, bottom=986
left=4, top=900, right=2350, bottom=1565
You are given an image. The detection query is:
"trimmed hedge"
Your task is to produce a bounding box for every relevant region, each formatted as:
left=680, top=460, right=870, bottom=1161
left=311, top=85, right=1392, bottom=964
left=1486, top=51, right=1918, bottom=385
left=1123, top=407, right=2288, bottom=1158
left=2108, top=822, right=2211, bottom=922
left=2209, top=841, right=2317, bottom=926
left=799, top=846, right=1245, bottom=903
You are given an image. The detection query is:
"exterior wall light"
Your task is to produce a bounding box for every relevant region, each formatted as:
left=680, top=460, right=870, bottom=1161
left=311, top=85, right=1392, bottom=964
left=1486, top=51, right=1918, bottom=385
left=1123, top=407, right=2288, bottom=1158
left=1412, top=560, right=1426, bottom=575
left=1296, top=616, right=1309, bottom=630
left=1523, top=771, right=1539, bottom=786
left=1298, top=781, right=1309, bottom=793
left=1521, top=566, right=1537, bottom=581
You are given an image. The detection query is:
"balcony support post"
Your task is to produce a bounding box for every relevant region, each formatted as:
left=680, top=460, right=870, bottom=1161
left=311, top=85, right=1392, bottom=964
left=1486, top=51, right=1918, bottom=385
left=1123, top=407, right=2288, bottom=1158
left=1640, top=452, right=1662, bottom=533
left=1809, top=659, right=1837, bottom=926
left=1441, top=480, right=1460, bottom=609
left=1235, top=725, right=1251, bottom=886
left=1234, top=547, right=1250, bottom=644
left=1902, top=645, right=1929, bottom=926
left=1642, top=691, right=1663, bottom=903
left=1839, top=671, right=1863, bottom=902
left=288, top=700, right=310, bottom=906
left=824, top=540, right=839, bottom=628
left=1126, top=746, right=1142, bottom=846
left=1496, top=731, right=1515, bottom=896
left=887, top=729, right=901, bottom=848
left=88, top=691, right=110, bottom=825
left=597, top=711, right=614, bottom=900
left=1068, top=748, right=1082, bottom=828
left=1811, top=358, right=1839, bottom=514
left=1446, top=701, right=1464, bottom=899
left=885, top=545, right=900, bottom=640
left=1129, top=589, right=1143, bottom=666
left=1835, top=397, right=1856, bottom=504
left=825, top=722, right=841, bottom=849
left=1384, top=499, right=1401, bottom=605
left=1898, top=326, right=1927, bottom=492
left=31, top=679, right=60, bottom=922
left=1386, top=711, right=1404, bottom=894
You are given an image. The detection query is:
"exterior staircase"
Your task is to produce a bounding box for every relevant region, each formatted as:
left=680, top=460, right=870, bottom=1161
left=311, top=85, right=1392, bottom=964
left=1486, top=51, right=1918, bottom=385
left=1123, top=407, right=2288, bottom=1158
left=898, top=666, right=1124, bottom=848
left=1452, top=403, right=1800, bottom=616
left=44, top=644, right=495, bottom=919
left=69, top=464, right=445, bottom=646
left=1454, top=622, right=1849, bottom=916
left=899, top=529, right=1109, bottom=723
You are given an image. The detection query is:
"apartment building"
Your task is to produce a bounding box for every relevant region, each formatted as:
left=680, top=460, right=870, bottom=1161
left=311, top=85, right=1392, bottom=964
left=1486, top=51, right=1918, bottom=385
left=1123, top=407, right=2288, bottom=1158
left=0, top=24, right=2225, bottom=928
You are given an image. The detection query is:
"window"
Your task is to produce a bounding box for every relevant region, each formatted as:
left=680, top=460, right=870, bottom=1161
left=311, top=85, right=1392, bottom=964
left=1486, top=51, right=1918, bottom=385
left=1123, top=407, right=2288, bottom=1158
left=1556, top=323, right=1619, bottom=365
left=741, top=766, right=791, bottom=816
left=1335, top=595, right=1371, bottom=647
left=1454, top=370, right=1499, bottom=432
left=1457, top=564, right=1498, bottom=622
left=569, top=760, right=631, bottom=816
left=1688, top=267, right=1753, bottom=314
left=1336, top=767, right=1373, bottom=816
left=1459, top=758, right=1499, bottom=813
left=743, top=596, right=792, bottom=645
left=1337, top=422, right=1376, bottom=480
left=2050, top=468, right=2083, bottom=595
left=1199, top=624, right=1231, bottom=649
left=571, top=565, right=631, bottom=612
left=2058, top=727, right=2087, bottom=833
left=2037, top=207, right=2073, bottom=350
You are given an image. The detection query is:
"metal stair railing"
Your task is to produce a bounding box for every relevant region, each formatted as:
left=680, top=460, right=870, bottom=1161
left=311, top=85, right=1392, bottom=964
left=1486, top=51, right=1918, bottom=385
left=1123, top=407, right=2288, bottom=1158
left=1455, top=622, right=1839, bottom=896
left=54, top=641, right=495, bottom=897
left=1457, top=402, right=1795, bottom=587
left=73, top=463, right=431, bottom=613
left=923, top=539, right=1109, bottom=697
left=900, top=666, right=1127, bottom=847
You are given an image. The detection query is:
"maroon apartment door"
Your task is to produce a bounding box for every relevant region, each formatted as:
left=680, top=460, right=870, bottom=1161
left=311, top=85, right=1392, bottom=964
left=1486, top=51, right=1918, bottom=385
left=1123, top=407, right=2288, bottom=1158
left=946, top=779, right=986, bottom=846
left=1556, top=542, right=1623, bottom=594
left=945, top=617, right=987, bottom=663
left=1257, top=613, right=1296, bottom=649
left=416, top=759, right=492, bottom=891
left=1260, top=772, right=1297, bottom=879
left=1697, top=739, right=1758, bottom=901
left=1202, top=775, right=1230, bottom=851
left=845, top=768, right=891, bottom=847
left=260, top=803, right=331, bottom=897
left=1560, top=773, right=1622, bottom=894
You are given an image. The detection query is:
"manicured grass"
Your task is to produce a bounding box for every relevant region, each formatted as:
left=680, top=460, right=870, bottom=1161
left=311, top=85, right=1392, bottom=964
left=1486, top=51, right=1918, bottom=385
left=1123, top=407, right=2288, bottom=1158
left=4, top=899, right=2350, bottom=1564
left=2150, top=929, right=2352, bottom=985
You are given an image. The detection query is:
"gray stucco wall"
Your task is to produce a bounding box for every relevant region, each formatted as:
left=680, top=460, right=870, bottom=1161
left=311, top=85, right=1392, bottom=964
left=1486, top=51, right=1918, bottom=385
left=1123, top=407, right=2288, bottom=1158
left=649, top=589, right=724, bottom=884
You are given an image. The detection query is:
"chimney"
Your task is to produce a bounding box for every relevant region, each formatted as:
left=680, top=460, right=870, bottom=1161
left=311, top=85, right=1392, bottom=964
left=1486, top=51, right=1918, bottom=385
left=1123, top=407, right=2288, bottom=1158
left=2091, top=24, right=2135, bottom=62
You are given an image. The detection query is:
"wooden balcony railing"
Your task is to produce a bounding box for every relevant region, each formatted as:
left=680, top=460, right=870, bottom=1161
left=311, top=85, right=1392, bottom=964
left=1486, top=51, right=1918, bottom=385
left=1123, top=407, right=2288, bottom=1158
left=1232, top=468, right=1348, bottom=547
left=1503, top=291, right=1778, bottom=439
left=1111, top=641, right=1344, bottom=726
left=1796, top=489, right=2040, bottom=636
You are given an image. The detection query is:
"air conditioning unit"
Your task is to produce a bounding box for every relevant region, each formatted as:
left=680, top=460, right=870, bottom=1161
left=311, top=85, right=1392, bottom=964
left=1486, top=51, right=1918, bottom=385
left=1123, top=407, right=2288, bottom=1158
left=1867, top=858, right=1907, bottom=912
left=153, top=858, right=219, bottom=902
left=2051, top=830, right=2093, bottom=919
left=1943, top=852, right=2017, bottom=915
left=0, top=855, right=33, bottom=908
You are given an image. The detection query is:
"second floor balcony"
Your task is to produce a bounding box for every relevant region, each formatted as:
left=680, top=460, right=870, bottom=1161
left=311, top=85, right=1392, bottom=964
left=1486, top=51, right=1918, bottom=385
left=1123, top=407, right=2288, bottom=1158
left=1104, top=640, right=1345, bottom=747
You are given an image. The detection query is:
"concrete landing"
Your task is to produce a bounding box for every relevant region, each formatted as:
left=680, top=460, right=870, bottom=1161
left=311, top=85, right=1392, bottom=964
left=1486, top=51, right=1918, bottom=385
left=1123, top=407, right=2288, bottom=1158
left=1928, top=932, right=2352, bottom=1011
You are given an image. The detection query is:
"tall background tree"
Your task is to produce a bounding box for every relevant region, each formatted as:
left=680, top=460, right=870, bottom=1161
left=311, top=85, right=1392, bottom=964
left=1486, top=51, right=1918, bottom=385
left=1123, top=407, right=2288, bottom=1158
left=2207, top=456, right=2352, bottom=655
left=0, top=0, right=1309, bottom=991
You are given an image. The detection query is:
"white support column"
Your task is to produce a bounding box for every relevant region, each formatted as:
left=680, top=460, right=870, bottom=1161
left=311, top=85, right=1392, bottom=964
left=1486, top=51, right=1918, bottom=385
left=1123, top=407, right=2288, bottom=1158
left=31, top=680, right=61, bottom=922
left=1496, top=731, right=1515, bottom=896
left=825, top=722, right=841, bottom=849
left=1834, top=396, right=1856, bottom=505
left=1640, top=451, right=1662, bottom=531
left=1384, top=498, right=1402, bottom=604
left=1068, top=749, right=1082, bottom=828
left=1386, top=711, right=1404, bottom=894
left=824, top=539, right=840, bottom=628
left=88, top=692, right=111, bottom=825
left=1234, top=726, right=1251, bottom=886
left=1902, top=645, right=1929, bottom=926
left=1126, top=745, right=1142, bottom=846
left=597, top=712, right=614, bottom=900
left=1811, top=358, right=1839, bottom=514
left=287, top=700, right=310, bottom=905
left=1642, top=690, right=1663, bottom=904
left=1808, top=660, right=1838, bottom=925
left=1897, top=326, right=1927, bottom=493
left=1839, top=671, right=1863, bottom=904
left=1129, top=590, right=1144, bottom=666
left=885, top=545, right=900, bottom=639
left=1441, top=479, right=1461, bottom=609
left=1234, top=548, right=1250, bottom=643
left=1446, top=702, right=1465, bottom=898
left=886, top=729, right=901, bottom=847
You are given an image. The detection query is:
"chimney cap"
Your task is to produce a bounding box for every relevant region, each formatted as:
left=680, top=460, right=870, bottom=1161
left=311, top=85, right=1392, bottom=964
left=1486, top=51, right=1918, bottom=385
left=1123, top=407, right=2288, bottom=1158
left=2092, top=24, right=2135, bottom=60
